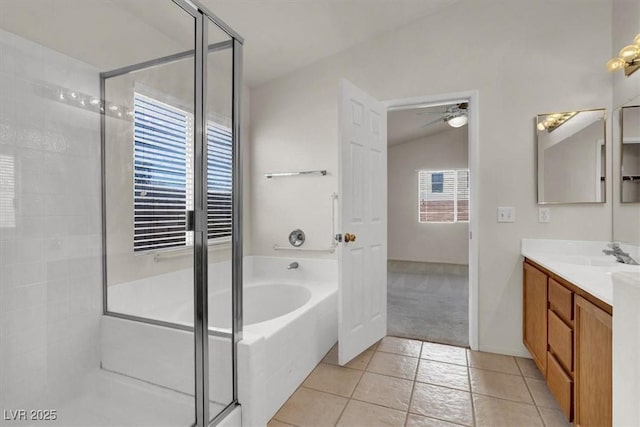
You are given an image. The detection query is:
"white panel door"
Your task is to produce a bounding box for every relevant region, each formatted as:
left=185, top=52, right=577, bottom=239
left=338, top=79, right=387, bottom=365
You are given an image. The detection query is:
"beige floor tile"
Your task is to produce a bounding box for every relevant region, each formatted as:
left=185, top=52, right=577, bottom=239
left=352, top=372, right=413, bottom=411
left=467, top=350, right=520, bottom=375
left=421, top=342, right=467, bottom=366
left=377, top=336, right=422, bottom=357
left=409, top=382, right=473, bottom=426
left=267, top=420, right=295, bottom=427
left=406, top=413, right=467, bottom=427
left=366, top=351, right=419, bottom=380
left=538, top=407, right=572, bottom=427
left=469, top=367, right=533, bottom=404
left=302, top=363, right=363, bottom=397
left=323, top=345, right=374, bottom=370
left=336, top=400, right=406, bottom=427
left=473, top=394, right=543, bottom=427
left=516, top=357, right=544, bottom=379
left=525, top=377, right=560, bottom=409
left=273, top=387, right=347, bottom=427
left=416, top=359, right=469, bottom=391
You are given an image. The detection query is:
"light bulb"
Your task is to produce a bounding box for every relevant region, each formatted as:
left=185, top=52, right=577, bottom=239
left=109, top=105, right=118, bottom=111
left=447, top=115, right=468, bottom=128
left=89, top=98, right=100, bottom=106
left=537, top=122, right=546, bottom=131
left=619, top=44, right=640, bottom=62
left=607, top=57, right=626, bottom=72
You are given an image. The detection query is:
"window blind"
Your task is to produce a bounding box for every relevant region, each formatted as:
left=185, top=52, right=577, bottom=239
left=132, top=93, right=233, bottom=252
left=206, top=123, right=233, bottom=241
left=133, top=93, right=192, bottom=252
left=418, top=169, right=469, bottom=223
left=0, top=154, right=15, bottom=228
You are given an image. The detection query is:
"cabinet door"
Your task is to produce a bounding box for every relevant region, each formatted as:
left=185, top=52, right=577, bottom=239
left=523, top=262, right=548, bottom=374
left=574, top=295, right=612, bottom=427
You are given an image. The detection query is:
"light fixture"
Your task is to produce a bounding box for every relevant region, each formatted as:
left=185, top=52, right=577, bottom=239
left=537, top=111, right=577, bottom=132
left=447, top=114, right=468, bottom=128
left=89, top=97, right=100, bottom=106
left=607, top=32, right=640, bottom=77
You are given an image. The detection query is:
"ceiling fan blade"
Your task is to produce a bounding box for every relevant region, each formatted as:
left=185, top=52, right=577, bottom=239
left=421, top=116, right=446, bottom=128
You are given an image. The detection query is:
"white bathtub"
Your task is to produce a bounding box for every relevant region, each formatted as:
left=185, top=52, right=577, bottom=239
left=101, top=256, right=337, bottom=427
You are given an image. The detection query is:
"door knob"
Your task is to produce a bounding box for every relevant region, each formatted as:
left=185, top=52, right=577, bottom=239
left=344, top=233, right=356, bottom=243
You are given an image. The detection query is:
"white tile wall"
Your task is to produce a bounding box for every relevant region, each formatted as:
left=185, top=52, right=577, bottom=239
left=0, top=29, right=102, bottom=408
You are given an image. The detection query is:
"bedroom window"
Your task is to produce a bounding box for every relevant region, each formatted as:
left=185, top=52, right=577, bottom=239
left=132, top=93, right=232, bottom=252
left=418, top=169, right=469, bottom=223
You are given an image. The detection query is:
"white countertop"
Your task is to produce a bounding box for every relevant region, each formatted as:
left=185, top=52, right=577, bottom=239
left=521, top=239, right=640, bottom=306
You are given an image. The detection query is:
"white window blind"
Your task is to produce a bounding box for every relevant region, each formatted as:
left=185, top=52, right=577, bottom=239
left=0, top=154, right=16, bottom=228
left=133, top=93, right=233, bottom=252
left=418, top=169, right=469, bottom=223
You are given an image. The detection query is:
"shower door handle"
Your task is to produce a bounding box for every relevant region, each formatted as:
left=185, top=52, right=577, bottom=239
left=186, top=210, right=195, bottom=231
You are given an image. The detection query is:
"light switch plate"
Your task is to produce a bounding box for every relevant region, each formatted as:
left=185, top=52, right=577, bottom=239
left=497, top=206, right=515, bottom=223
left=538, top=207, right=551, bottom=223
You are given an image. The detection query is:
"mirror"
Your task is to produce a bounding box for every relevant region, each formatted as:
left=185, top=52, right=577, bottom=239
left=621, top=105, right=640, bottom=203
left=536, top=108, right=606, bottom=204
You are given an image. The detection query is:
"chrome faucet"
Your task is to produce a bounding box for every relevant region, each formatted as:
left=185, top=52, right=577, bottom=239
left=603, top=242, right=639, bottom=265
left=287, top=262, right=299, bottom=270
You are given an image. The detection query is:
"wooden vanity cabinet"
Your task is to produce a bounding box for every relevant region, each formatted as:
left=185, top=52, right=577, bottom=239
left=523, top=262, right=548, bottom=373
left=522, top=259, right=612, bottom=426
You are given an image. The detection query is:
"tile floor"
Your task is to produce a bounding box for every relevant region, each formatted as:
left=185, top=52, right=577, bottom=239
left=270, top=336, right=571, bottom=427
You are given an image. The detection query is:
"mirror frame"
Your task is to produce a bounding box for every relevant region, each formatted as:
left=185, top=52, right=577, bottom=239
left=620, top=105, right=640, bottom=204
left=535, top=107, right=607, bottom=205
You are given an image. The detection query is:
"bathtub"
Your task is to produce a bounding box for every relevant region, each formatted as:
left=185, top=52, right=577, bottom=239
left=101, top=256, right=337, bottom=426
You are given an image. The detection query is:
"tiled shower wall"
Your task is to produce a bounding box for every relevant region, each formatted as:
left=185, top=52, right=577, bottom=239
left=0, top=30, right=102, bottom=407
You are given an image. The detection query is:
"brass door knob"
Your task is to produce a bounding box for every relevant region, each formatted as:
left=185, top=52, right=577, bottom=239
left=344, top=233, right=356, bottom=243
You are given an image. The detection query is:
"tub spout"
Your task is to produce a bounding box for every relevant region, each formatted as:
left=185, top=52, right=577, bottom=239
left=287, top=262, right=299, bottom=270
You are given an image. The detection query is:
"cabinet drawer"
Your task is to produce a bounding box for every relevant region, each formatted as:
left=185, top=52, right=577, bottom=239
left=548, top=309, right=573, bottom=372
left=547, top=351, right=573, bottom=421
left=548, top=278, right=573, bottom=324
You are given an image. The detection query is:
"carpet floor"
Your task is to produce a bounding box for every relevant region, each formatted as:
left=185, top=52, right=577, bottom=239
left=387, top=260, right=469, bottom=347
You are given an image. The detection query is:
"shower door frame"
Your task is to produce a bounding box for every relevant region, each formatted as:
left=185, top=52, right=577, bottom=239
left=99, top=1, right=243, bottom=426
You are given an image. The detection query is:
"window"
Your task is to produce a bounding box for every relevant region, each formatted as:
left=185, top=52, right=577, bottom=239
left=418, top=169, right=469, bottom=223
left=133, top=93, right=232, bottom=252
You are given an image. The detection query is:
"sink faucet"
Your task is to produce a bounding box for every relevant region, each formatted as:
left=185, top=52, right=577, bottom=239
left=287, top=262, right=299, bottom=270
left=603, top=242, right=639, bottom=265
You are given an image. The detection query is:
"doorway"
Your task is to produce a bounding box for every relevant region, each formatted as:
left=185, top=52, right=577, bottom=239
left=385, top=92, right=479, bottom=349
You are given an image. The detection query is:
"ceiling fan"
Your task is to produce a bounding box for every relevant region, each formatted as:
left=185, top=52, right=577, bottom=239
left=419, top=102, right=468, bottom=128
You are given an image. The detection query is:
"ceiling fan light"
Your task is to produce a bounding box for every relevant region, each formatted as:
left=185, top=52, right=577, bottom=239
left=447, top=115, right=468, bottom=128
left=619, top=44, right=640, bottom=62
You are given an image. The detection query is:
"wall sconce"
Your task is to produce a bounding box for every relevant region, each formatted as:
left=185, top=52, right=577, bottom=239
left=607, top=33, right=640, bottom=77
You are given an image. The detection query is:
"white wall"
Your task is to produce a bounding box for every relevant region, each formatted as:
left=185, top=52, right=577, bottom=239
left=612, top=0, right=640, bottom=244
left=388, top=128, right=468, bottom=265
left=249, top=0, right=612, bottom=355
left=0, top=30, right=102, bottom=407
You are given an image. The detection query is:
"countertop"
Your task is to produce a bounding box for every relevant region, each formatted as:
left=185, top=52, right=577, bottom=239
left=521, top=239, right=640, bottom=307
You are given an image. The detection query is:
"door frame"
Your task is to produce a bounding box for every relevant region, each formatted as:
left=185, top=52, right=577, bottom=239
left=383, top=90, right=480, bottom=351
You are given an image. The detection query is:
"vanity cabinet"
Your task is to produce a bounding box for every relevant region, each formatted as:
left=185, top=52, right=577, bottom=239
left=522, top=259, right=612, bottom=426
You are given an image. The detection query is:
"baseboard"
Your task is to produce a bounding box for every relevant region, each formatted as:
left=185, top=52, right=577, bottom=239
left=478, top=344, right=532, bottom=359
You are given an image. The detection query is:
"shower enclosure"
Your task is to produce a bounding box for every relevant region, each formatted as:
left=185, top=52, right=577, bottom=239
left=0, top=1, right=242, bottom=426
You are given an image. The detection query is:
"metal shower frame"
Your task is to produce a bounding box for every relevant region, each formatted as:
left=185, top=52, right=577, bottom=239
left=99, top=1, right=243, bottom=426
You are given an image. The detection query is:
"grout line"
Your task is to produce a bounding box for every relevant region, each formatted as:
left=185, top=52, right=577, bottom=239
left=334, top=345, right=377, bottom=426
left=522, top=370, right=547, bottom=426
left=403, top=341, right=423, bottom=426
left=466, top=349, right=477, bottom=427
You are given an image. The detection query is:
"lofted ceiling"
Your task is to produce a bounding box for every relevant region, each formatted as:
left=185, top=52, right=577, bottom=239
left=388, top=104, right=461, bottom=146
left=0, top=0, right=459, bottom=87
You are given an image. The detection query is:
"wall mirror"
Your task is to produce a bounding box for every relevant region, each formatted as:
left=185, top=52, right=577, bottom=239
left=536, top=108, right=606, bottom=204
left=621, top=105, right=640, bottom=203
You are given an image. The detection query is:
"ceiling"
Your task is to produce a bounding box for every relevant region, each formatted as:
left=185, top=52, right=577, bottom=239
left=0, top=0, right=459, bottom=87
left=388, top=104, right=461, bottom=146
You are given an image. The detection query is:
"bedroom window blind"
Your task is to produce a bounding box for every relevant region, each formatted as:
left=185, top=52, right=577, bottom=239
left=418, top=169, right=469, bottom=223
left=133, top=93, right=232, bottom=252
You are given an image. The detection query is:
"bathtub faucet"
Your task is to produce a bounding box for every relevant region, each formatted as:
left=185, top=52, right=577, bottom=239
left=287, top=262, right=299, bottom=270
